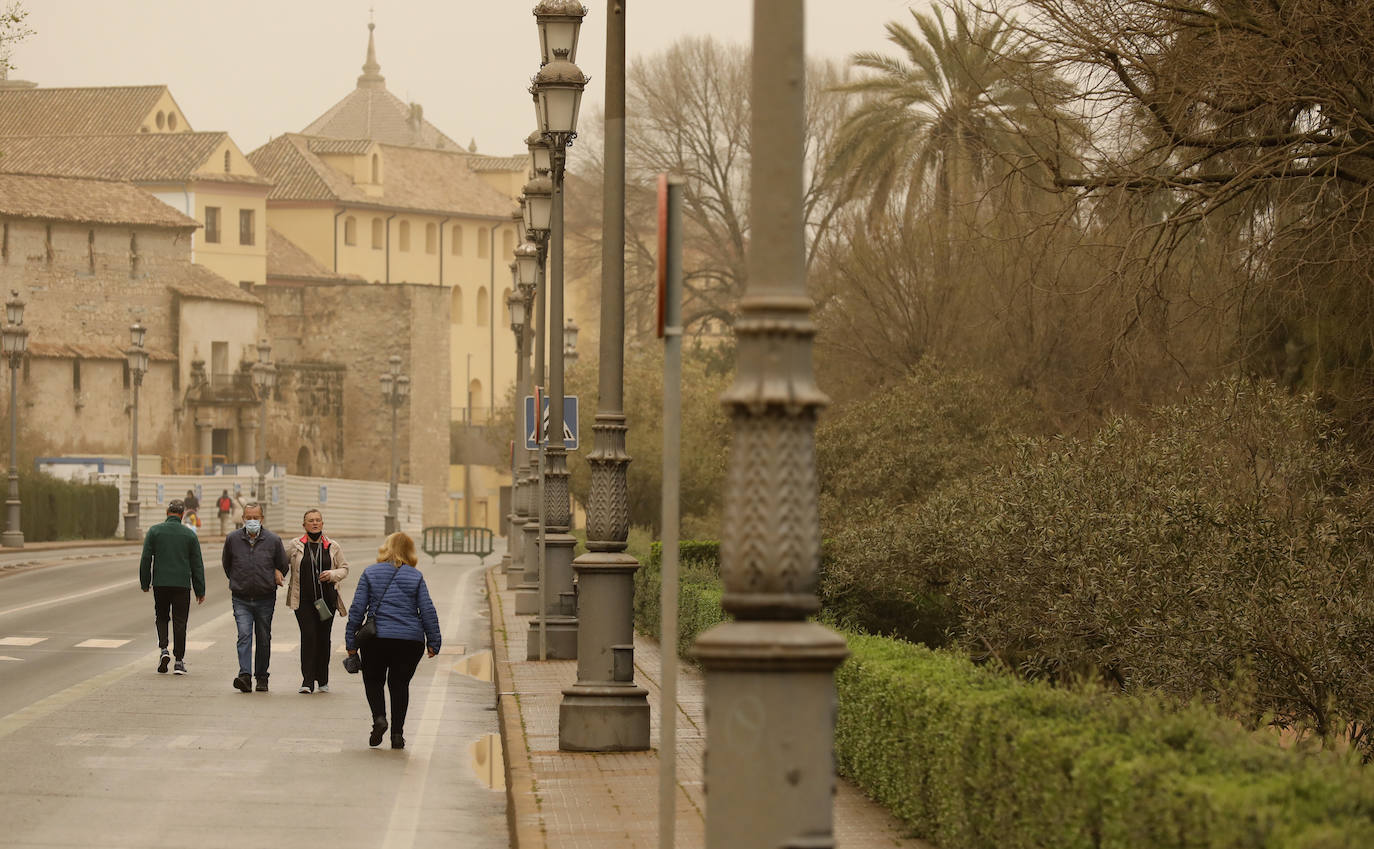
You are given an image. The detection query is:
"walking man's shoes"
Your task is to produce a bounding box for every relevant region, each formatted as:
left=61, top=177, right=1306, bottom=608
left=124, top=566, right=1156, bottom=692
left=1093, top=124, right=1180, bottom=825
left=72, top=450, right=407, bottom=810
left=255, top=678, right=269, bottom=692
left=317, top=684, right=330, bottom=693
left=233, top=673, right=252, bottom=692
left=157, top=650, right=170, bottom=674
left=173, top=660, right=187, bottom=675
left=298, top=683, right=313, bottom=694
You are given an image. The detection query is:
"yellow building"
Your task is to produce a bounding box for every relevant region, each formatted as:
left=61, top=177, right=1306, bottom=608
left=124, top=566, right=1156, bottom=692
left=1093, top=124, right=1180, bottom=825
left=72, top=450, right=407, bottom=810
left=249, top=22, right=570, bottom=533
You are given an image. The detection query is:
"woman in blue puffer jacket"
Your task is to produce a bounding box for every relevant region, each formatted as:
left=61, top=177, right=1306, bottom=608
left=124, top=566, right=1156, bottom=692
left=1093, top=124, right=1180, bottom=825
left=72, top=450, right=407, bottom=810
left=344, top=532, right=441, bottom=749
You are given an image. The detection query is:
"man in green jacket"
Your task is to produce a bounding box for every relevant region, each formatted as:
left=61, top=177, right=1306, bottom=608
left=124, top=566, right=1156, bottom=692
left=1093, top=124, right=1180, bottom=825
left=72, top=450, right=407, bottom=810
left=139, top=499, right=206, bottom=675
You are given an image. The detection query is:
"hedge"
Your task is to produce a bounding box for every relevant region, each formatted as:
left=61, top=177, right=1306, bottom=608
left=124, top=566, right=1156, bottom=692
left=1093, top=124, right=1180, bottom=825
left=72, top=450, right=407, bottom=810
left=636, top=541, right=1374, bottom=848
left=18, top=473, right=119, bottom=541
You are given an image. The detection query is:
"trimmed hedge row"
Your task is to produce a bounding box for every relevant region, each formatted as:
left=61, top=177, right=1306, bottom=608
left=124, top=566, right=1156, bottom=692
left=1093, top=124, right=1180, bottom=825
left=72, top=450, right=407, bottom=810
left=19, top=473, right=119, bottom=541
left=635, top=541, right=1374, bottom=849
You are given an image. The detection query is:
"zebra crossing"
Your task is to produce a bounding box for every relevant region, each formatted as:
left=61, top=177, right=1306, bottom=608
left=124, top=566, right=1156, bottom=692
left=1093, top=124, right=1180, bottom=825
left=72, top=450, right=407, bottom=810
left=0, top=635, right=357, bottom=662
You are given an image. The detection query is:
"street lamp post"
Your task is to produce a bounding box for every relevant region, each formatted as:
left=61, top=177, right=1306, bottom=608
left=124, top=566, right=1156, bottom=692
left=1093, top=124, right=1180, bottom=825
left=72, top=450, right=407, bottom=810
left=505, top=268, right=527, bottom=584
left=252, top=339, right=277, bottom=506
left=515, top=150, right=553, bottom=617
left=527, top=1, right=589, bottom=661
left=509, top=239, right=540, bottom=592
left=381, top=354, right=409, bottom=535
left=693, top=5, right=849, bottom=848
left=123, top=323, right=149, bottom=540
left=1, top=291, right=27, bottom=548
left=559, top=0, right=651, bottom=753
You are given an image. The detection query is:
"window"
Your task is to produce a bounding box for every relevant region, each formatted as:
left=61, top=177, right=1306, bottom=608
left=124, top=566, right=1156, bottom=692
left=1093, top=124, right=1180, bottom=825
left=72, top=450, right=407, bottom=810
left=344, top=216, right=357, bottom=246
left=398, top=220, right=411, bottom=252
left=451, top=225, right=463, bottom=255
left=211, top=342, right=229, bottom=378
left=223, top=150, right=231, bottom=173
left=425, top=222, right=437, bottom=254
left=239, top=280, right=254, bottom=293
left=129, top=232, right=140, bottom=277
left=2, top=222, right=7, bottom=261
left=477, top=227, right=489, bottom=259
left=121, top=360, right=129, bottom=388
left=45, top=224, right=53, bottom=264
left=87, top=230, right=95, bottom=273
left=371, top=153, right=380, bottom=183
left=476, top=286, right=489, bottom=326
left=239, top=209, right=255, bottom=246
left=450, top=285, right=463, bottom=325
left=167, top=112, right=178, bottom=131
left=72, top=359, right=81, bottom=391
left=156, top=110, right=165, bottom=130
left=501, top=287, right=512, bottom=327
left=204, top=206, right=220, bottom=243
left=371, top=218, right=384, bottom=249
left=503, top=229, right=514, bottom=258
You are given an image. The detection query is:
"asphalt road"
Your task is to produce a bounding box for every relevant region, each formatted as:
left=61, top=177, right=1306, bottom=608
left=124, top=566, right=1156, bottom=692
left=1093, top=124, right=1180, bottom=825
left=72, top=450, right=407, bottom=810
left=0, top=536, right=509, bottom=849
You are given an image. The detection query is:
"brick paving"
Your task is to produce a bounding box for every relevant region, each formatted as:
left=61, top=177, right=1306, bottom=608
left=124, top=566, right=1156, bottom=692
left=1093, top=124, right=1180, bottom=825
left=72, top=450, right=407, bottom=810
left=487, top=566, right=931, bottom=849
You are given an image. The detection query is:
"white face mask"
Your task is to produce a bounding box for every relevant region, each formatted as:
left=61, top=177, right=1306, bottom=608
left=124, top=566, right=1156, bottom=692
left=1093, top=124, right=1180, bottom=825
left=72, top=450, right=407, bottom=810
left=244, top=519, right=262, bottom=535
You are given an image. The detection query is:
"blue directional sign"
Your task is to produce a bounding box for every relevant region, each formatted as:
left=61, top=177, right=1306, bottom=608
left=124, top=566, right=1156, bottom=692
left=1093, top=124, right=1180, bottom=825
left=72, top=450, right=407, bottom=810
left=524, top=395, right=579, bottom=450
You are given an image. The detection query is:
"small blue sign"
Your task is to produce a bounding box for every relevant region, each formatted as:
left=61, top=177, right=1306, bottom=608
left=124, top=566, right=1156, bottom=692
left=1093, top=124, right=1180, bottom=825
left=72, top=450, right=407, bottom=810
left=524, top=395, right=579, bottom=450
left=156, top=483, right=165, bottom=504
left=319, top=485, right=328, bottom=504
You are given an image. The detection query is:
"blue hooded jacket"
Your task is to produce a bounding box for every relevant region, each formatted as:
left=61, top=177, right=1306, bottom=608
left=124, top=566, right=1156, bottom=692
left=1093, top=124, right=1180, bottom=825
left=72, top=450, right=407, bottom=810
left=345, top=562, right=441, bottom=652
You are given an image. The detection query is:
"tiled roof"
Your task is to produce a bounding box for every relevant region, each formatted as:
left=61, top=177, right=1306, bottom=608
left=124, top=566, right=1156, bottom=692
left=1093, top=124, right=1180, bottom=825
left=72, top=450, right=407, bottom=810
left=248, top=134, right=516, bottom=218
left=29, top=340, right=176, bottom=362
left=0, top=174, right=198, bottom=229
left=0, top=133, right=270, bottom=185
left=0, top=85, right=174, bottom=136
left=302, top=85, right=462, bottom=151
left=267, top=227, right=365, bottom=283
left=306, top=138, right=375, bottom=155
left=467, top=153, right=530, bottom=173
left=168, top=263, right=263, bottom=305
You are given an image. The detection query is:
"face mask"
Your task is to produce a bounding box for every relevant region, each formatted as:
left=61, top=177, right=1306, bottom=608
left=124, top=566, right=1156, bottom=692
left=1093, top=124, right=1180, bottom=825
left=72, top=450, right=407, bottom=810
left=307, top=531, right=322, bottom=541
left=244, top=519, right=262, bottom=535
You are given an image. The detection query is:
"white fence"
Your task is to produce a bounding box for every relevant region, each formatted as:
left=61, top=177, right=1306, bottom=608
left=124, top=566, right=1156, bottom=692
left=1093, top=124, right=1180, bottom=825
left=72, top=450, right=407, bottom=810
left=97, top=472, right=423, bottom=538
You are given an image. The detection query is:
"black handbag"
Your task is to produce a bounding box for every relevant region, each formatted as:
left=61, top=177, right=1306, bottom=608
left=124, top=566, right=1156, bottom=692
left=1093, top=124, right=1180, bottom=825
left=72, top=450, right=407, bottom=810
left=355, top=567, right=400, bottom=648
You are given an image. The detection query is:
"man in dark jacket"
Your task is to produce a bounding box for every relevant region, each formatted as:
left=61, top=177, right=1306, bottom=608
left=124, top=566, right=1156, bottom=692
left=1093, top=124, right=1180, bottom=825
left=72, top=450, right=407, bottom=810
left=221, top=501, right=288, bottom=693
left=139, top=499, right=206, bottom=675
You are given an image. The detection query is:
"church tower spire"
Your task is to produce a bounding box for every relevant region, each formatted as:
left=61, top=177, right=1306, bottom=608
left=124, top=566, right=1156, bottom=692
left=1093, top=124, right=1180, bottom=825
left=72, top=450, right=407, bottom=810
left=357, top=21, right=386, bottom=89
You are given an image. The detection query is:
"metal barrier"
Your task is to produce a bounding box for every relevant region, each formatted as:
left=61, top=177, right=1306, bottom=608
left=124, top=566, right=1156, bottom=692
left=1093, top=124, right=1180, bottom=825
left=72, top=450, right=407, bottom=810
left=420, top=525, right=494, bottom=563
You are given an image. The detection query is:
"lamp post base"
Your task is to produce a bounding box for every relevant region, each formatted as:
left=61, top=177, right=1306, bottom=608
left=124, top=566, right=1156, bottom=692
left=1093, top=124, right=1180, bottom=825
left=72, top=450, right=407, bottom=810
left=0, top=529, right=22, bottom=548
left=526, top=614, right=578, bottom=660
left=123, top=505, right=141, bottom=540
left=559, top=683, right=650, bottom=751
left=384, top=515, right=397, bottom=536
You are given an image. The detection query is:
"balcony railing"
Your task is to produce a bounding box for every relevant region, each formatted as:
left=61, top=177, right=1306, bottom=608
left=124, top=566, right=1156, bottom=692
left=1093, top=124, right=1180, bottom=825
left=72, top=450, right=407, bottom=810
left=452, top=406, right=492, bottom=426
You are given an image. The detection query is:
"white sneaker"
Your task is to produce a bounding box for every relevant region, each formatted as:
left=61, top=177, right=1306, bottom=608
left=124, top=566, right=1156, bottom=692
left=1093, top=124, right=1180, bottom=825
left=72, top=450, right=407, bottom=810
left=298, top=684, right=313, bottom=694
left=317, top=684, right=330, bottom=693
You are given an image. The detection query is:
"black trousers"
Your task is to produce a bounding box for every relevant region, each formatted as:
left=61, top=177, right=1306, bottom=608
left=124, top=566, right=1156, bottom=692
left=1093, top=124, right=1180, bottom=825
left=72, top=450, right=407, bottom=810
left=361, top=638, right=425, bottom=733
left=294, top=606, right=335, bottom=687
left=152, top=586, right=191, bottom=660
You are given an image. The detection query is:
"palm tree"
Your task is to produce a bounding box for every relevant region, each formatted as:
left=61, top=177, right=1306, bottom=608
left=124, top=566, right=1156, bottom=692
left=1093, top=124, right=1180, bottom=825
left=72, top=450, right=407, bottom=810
left=828, top=3, right=1073, bottom=230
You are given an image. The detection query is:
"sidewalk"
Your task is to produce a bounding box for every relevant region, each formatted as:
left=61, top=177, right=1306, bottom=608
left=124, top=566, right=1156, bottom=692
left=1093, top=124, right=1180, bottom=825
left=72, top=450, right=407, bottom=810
left=488, top=566, right=931, bottom=849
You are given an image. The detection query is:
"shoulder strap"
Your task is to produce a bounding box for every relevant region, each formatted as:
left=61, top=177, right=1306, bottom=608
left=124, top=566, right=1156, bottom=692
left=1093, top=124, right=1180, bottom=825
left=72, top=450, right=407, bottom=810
left=369, top=566, right=402, bottom=614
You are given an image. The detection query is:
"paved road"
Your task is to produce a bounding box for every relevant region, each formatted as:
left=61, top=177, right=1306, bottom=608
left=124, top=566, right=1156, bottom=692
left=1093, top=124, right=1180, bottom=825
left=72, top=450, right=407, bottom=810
left=0, top=538, right=508, bottom=849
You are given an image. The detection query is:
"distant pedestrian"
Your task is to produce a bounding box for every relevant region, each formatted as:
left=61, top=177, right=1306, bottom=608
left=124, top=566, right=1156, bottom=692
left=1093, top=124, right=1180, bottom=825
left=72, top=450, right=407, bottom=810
left=286, top=508, right=350, bottom=694
left=216, top=489, right=233, bottom=536
left=344, top=532, right=441, bottom=749
left=183, top=488, right=200, bottom=515
left=221, top=502, right=288, bottom=693
left=138, top=499, right=206, bottom=676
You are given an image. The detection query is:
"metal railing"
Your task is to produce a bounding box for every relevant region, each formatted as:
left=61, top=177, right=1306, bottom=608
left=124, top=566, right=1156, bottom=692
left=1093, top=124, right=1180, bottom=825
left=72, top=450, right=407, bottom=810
left=451, top=406, right=492, bottom=426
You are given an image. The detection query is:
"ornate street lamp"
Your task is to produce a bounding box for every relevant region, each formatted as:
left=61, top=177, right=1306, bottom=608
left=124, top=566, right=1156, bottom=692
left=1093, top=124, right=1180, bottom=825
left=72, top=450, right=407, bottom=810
left=533, top=0, right=587, bottom=66
left=562, top=317, right=579, bottom=364
left=1, top=290, right=27, bottom=548
left=526, top=19, right=590, bottom=661
left=693, top=5, right=848, bottom=848
left=381, top=354, right=409, bottom=534
left=123, top=323, right=149, bottom=540
left=252, top=339, right=276, bottom=504
left=526, top=130, right=552, bottom=177
left=509, top=238, right=541, bottom=594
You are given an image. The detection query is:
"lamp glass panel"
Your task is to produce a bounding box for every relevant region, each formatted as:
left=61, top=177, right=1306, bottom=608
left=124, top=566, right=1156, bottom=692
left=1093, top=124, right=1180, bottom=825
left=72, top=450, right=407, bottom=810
left=528, top=194, right=552, bottom=232
left=539, top=87, right=577, bottom=135
left=510, top=297, right=526, bottom=329
left=397, top=376, right=411, bottom=400
left=5, top=298, right=21, bottom=326
left=2, top=329, right=16, bottom=355
left=130, top=324, right=146, bottom=348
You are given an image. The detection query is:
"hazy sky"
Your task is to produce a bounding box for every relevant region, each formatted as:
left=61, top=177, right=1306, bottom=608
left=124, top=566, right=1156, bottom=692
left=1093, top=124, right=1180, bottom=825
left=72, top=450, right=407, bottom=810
left=9, top=0, right=922, bottom=159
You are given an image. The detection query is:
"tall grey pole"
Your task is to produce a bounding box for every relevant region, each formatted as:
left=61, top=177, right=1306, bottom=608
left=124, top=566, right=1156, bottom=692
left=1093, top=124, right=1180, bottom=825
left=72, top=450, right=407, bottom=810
left=529, top=140, right=579, bottom=661
left=124, top=375, right=142, bottom=540
left=507, top=267, right=529, bottom=588
left=694, top=4, right=848, bottom=848
left=387, top=395, right=399, bottom=533
left=516, top=241, right=548, bottom=615
left=257, top=391, right=268, bottom=503
left=560, top=0, right=649, bottom=750
left=2, top=359, right=21, bottom=547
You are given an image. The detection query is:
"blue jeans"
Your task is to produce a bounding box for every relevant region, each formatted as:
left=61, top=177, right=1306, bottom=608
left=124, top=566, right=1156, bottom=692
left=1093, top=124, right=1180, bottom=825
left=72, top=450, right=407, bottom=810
left=232, top=596, right=276, bottom=678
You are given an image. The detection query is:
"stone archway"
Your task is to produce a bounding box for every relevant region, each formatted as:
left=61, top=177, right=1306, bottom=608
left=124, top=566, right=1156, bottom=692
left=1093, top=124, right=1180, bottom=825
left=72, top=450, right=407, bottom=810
left=295, top=445, right=312, bottom=477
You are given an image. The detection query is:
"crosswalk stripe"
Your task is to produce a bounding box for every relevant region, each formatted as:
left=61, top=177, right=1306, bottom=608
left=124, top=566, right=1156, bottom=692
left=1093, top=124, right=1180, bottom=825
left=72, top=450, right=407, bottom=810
left=0, top=655, right=22, bottom=662
left=184, top=641, right=214, bottom=651
left=75, top=639, right=132, bottom=648
left=0, top=636, right=46, bottom=646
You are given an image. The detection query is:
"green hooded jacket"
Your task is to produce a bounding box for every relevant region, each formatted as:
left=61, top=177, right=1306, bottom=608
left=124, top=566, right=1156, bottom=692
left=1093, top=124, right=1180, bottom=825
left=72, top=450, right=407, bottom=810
left=139, top=516, right=206, bottom=597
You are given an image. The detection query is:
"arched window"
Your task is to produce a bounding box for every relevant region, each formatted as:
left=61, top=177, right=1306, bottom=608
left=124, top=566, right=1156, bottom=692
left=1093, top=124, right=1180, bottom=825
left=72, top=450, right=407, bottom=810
left=451, top=225, right=463, bottom=255
left=156, top=110, right=165, bottom=130
left=371, top=153, right=380, bottom=183
left=398, top=220, right=411, bottom=251
left=467, top=379, right=483, bottom=421
left=477, top=227, right=489, bottom=259
left=502, top=229, right=515, bottom=258
left=371, top=218, right=384, bottom=249
left=343, top=216, right=357, bottom=246
left=450, top=285, right=463, bottom=325
left=295, top=446, right=312, bottom=477
left=223, top=150, right=231, bottom=173
left=501, top=287, right=512, bottom=327
left=476, top=286, right=489, bottom=326
left=167, top=112, right=178, bottom=131
left=425, top=222, right=437, bottom=254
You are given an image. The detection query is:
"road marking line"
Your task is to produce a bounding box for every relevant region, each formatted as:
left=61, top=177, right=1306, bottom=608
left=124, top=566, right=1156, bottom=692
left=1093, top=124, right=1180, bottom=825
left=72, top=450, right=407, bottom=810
left=75, top=639, right=132, bottom=648
left=0, top=578, right=136, bottom=618
left=380, top=563, right=469, bottom=849
left=0, top=609, right=234, bottom=740
left=0, top=655, right=21, bottom=662
left=184, top=640, right=214, bottom=651
left=0, top=636, right=46, bottom=646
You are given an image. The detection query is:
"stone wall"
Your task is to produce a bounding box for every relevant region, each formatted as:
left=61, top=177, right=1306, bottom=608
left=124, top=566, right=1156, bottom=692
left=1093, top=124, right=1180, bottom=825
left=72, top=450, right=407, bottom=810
left=260, top=280, right=450, bottom=526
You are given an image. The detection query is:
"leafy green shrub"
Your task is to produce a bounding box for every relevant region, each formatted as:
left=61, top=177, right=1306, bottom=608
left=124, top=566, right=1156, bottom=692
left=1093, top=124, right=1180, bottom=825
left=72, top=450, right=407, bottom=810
left=18, top=473, right=118, bottom=541
left=932, top=379, right=1374, bottom=749
left=634, top=540, right=728, bottom=659
left=837, top=635, right=1374, bottom=849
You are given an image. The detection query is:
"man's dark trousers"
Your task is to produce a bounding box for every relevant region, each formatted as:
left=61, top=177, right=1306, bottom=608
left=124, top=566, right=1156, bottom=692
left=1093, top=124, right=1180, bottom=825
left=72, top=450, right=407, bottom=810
left=153, top=586, right=191, bottom=659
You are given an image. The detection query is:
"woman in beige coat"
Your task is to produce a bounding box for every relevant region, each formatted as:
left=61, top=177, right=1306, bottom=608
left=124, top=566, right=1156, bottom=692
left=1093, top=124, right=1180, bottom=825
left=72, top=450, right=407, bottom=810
left=285, top=508, right=350, bottom=693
